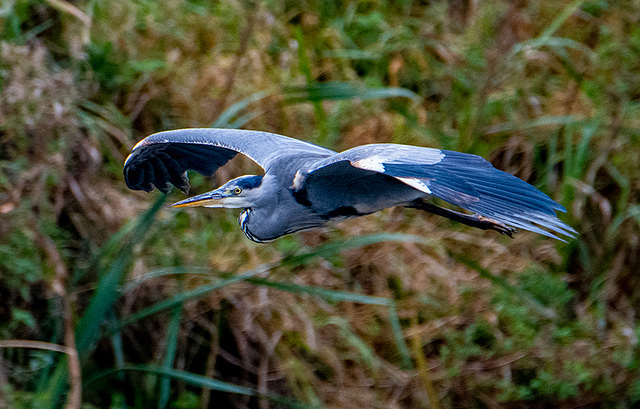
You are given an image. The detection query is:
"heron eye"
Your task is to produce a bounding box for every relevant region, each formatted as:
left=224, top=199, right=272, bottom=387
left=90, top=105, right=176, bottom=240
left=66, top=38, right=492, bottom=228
left=233, top=187, right=242, bottom=195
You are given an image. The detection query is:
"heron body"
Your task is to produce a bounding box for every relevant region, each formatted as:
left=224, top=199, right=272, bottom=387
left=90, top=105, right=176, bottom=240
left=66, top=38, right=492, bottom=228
left=124, top=128, right=576, bottom=242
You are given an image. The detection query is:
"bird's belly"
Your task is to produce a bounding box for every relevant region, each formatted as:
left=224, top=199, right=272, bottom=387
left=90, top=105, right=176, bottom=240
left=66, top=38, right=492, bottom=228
left=241, top=205, right=328, bottom=242
left=313, top=187, right=427, bottom=219
left=305, top=171, right=428, bottom=218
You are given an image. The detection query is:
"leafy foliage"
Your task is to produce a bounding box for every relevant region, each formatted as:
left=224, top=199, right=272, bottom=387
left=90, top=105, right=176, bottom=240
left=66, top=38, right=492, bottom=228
left=1, top=0, right=640, bottom=408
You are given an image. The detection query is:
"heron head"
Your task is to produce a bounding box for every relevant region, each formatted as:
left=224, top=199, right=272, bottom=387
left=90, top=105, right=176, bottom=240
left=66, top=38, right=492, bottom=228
left=172, top=175, right=264, bottom=209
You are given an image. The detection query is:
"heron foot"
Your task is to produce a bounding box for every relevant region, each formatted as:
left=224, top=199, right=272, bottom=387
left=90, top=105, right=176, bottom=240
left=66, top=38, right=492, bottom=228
left=406, top=201, right=517, bottom=238
left=473, top=215, right=516, bottom=238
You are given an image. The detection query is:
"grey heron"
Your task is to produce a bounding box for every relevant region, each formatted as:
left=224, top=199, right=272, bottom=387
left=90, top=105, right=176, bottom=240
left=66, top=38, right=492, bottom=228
left=123, top=128, right=576, bottom=242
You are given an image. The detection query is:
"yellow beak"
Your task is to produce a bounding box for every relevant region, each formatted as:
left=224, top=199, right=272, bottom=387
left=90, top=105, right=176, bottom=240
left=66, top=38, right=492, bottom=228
left=172, top=191, right=226, bottom=208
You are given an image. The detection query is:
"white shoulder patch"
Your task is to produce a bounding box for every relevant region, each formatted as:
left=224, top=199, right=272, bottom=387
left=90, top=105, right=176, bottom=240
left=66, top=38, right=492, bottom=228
left=291, top=170, right=305, bottom=190
left=351, top=156, right=386, bottom=172
left=350, top=147, right=445, bottom=173
left=395, top=177, right=432, bottom=194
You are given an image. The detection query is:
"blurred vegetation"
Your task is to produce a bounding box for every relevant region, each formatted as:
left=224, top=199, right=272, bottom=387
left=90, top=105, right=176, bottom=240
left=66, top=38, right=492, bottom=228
left=1, top=0, right=640, bottom=407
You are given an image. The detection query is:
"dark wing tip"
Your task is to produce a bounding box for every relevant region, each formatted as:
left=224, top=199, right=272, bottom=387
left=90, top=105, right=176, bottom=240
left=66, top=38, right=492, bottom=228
left=123, top=146, right=191, bottom=194
left=425, top=151, right=577, bottom=240
left=462, top=177, right=577, bottom=240
left=123, top=135, right=238, bottom=195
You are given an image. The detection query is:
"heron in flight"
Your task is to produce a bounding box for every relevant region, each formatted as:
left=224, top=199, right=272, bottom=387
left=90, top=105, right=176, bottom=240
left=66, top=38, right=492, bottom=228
left=124, top=128, right=576, bottom=242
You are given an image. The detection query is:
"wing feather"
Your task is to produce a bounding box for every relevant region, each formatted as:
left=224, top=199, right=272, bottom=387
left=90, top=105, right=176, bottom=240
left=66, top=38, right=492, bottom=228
left=306, top=144, right=576, bottom=239
left=124, top=128, right=335, bottom=193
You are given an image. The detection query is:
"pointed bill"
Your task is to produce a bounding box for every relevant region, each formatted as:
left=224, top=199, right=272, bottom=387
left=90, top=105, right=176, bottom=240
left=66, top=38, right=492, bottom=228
left=172, top=191, right=224, bottom=208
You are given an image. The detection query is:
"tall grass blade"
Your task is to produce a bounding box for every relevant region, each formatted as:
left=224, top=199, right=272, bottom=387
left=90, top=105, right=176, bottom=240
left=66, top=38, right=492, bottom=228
left=388, top=302, right=412, bottom=369
left=75, top=195, right=166, bottom=358
left=544, top=130, right=559, bottom=192
left=510, top=37, right=594, bottom=60
left=572, top=121, right=597, bottom=180
left=295, top=26, right=328, bottom=143
left=246, top=277, right=412, bottom=369
left=563, top=123, right=575, bottom=201
left=539, top=0, right=587, bottom=39
left=452, top=254, right=558, bottom=320
left=562, top=120, right=596, bottom=203
left=246, top=277, right=392, bottom=306
left=284, top=233, right=432, bottom=266
left=119, top=235, right=426, bottom=327
left=410, top=317, right=440, bottom=409
left=608, top=205, right=640, bottom=238
left=322, top=49, right=379, bottom=60
left=118, top=266, right=273, bottom=328
left=212, top=90, right=270, bottom=128
left=606, top=163, right=631, bottom=214
left=70, top=212, right=137, bottom=286
left=115, top=234, right=422, bottom=374
left=110, top=329, right=127, bottom=409
left=35, top=195, right=165, bottom=409
left=484, top=115, right=582, bottom=135
left=319, top=317, right=378, bottom=370
left=209, top=82, right=418, bottom=135
left=157, top=301, right=182, bottom=409
left=122, top=266, right=207, bottom=293
left=283, top=81, right=420, bottom=104
left=88, top=365, right=325, bottom=409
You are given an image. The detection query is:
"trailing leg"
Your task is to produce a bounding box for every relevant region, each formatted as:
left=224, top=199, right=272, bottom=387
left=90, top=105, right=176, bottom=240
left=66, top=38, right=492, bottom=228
left=406, top=200, right=516, bottom=237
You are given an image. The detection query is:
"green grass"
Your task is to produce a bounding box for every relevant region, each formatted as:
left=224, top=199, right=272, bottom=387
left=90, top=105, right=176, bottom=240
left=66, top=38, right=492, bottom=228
left=1, top=0, right=640, bottom=408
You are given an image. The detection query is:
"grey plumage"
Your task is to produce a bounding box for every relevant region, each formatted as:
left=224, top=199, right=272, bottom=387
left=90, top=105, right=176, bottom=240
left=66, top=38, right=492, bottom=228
left=124, top=128, right=577, bottom=242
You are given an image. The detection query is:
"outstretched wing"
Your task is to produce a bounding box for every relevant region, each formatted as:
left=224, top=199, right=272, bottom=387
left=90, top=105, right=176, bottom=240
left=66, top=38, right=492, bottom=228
left=124, top=128, right=335, bottom=193
left=306, top=144, right=576, bottom=240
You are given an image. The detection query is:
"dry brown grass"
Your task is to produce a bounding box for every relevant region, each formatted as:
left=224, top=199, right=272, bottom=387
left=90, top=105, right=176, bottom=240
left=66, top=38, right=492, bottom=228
left=2, top=0, right=640, bottom=408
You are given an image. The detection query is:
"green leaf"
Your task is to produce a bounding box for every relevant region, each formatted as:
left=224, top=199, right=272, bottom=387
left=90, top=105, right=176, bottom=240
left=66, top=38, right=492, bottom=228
left=88, top=365, right=325, bottom=409
left=35, top=196, right=166, bottom=409
left=75, top=196, right=166, bottom=359
left=484, top=115, right=583, bottom=135
left=283, top=81, right=420, bottom=104
left=284, top=233, right=432, bottom=266
left=321, top=49, right=379, bottom=60
left=121, top=267, right=209, bottom=294
left=246, top=277, right=391, bottom=306
left=510, top=37, right=594, bottom=61
left=452, top=253, right=558, bottom=320
left=245, top=277, right=412, bottom=369
left=158, top=299, right=183, bottom=409
left=118, top=266, right=272, bottom=328
left=212, top=90, right=271, bottom=128
left=539, top=0, right=588, bottom=39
